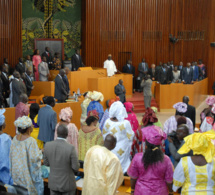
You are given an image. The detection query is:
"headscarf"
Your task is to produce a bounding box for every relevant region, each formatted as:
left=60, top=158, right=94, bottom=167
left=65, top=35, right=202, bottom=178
left=211, top=104, right=215, bottom=114
left=173, top=102, right=187, bottom=113
left=109, top=101, right=128, bottom=122
left=142, top=107, right=158, bottom=126
left=0, top=109, right=5, bottom=126
left=87, top=110, right=99, bottom=120
left=178, top=130, right=215, bottom=163
left=124, top=102, right=134, bottom=113
left=86, top=91, right=92, bottom=99
left=14, top=116, right=32, bottom=129
left=59, top=107, right=73, bottom=122
left=108, top=96, right=119, bottom=108
left=151, top=107, right=158, bottom=113
left=142, top=126, right=166, bottom=145
left=205, top=96, right=215, bottom=106
left=91, top=91, right=104, bottom=102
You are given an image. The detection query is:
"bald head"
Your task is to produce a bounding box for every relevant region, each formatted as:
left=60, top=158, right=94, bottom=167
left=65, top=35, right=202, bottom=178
left=104, top=134, right=117, bottom=150
left=57, top=124, right=68, bottom=139
left=176, top=124, right=189, bottom=140
left=59, top=69, right=65, bottom=77
left=20, top=94, right=28, bottom=104
left=183, top=96, right=189, bottom=104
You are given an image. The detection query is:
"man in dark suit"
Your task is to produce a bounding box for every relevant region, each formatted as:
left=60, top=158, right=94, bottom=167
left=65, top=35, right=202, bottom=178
left=122, top=60, right=135, bottom=91
left=181, top=62, right=194, bottom=84
left=63, top=67, right=70, bottom=94
left=1, top=65, right=10, bottom=107
left=148, top=64, right=158, bottom=81
left=182, top=96, right=196, bottom=129
left=15, top=58, right=26, bottom=77
left=137, top=58, right=149, bottom=92
left=114, top=79, right=126, bottom=103
left=55, top=69, right=68, bottom=103
left=37, top=96, right=57, bottom=143
left=42, top=47, right=53, bottom=69
left=71, top=49, right=84, bottom=71
left=43, top=124, right=79, bottom=195
left=158, top=64, right=172, bottom=84
left=24, top=69, right=34, bottom=97
left=191, top=61, right=199, bottom=81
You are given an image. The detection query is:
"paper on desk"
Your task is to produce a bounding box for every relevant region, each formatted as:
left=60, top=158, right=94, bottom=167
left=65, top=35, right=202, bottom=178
left=76, top=178, right=84, bottom=188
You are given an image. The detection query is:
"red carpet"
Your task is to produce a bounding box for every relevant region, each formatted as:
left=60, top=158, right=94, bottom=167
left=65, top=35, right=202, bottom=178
left=127, top=92, right=159, bottom=113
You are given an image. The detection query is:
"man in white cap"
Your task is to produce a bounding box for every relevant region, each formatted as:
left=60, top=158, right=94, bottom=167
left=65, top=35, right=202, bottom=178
left=103, top=54, right=117, bottom=77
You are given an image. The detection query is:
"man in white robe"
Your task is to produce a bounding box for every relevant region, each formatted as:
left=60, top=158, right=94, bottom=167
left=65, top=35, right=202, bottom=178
left=103, top=54, right=117, bottom=77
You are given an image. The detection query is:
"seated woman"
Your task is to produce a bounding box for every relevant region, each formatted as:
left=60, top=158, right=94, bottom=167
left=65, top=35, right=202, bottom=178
left=80, top=91, right=92, bottom=125
left=52, top=52, right=62, bottom=70
left=164, top=102, right=193, bottom=135
left=124, top=102, right=139, bottom=133
left=10, top=116, right=44, bottom=195
left=0, top=109, right=13, bottom=186
left=172, top=65, right=181, bottom=83
left=78, top=110, right=103, bottom=161
left=103, top=101, right=134, bottom=174
left=200, top=104, right=215, bottom=132
left=128, top=126, right=174, bottom=195
left=29, top=103, right=43, bottom=149
left=87, top=91, right=104, bottom=122
left=54, top=107, right=78, bottom=153
left=200, top=96, right=215, bottom=124
left=173, top=130, right=215, bottom=194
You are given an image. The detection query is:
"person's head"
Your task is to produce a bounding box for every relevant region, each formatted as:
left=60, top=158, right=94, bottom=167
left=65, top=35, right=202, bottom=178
left=108, top=54, right=112, bottom=60
left=46, top=96, right=55, bottom=107
left=191, top=61, right=195, bottom=66
left=205, top=96, right=215, bottom=107
left=29, top=103, right=40, bottom=120
left=54, top=52, right=60, bottom=58
left=194, top=61, right=198, bottom=66
left=2, top=64, right=8, bottom=73
left=34, top=49, right=39, bottom=55
left=86, top=116, right=99, bottom=126
left=179, top=61, right=183, bottom=66
left=159, top=61, right=162, bottom=66
left=57, top=124, right=68, bottom=139
left=0, top=109, right=6, bottom=132
left=14, top=116, right=33, bottom=135
left=146, top=74, right=151, bottom=80
left=59, top=107, right=73, bottom=122
left=3, top=58, right=8, bottom=64
left=142, top=58, right=145, bottom=62
left=142, top=107, right=158, bottom=126
left=108, top=99, right=115, bottom=108
left=182, top=96, right=189, bottom=104
left=142, top=126, right=166, bottom=169
left=26, top=69, right=32, bottom=76
left=19, top=94, right=28, bottom=104
left=42, top=56, right=47, bottom=62
left=162, top=63, right=167, bottom=68
left=151, top=64, right=156, bottom=69
left=13, top=71, right=20, bottom=79
left=19, top=57, right=23, bottom=63
left=104, top=134, right=117, bottom=150
left=177, top=116, right=187, bottom=126
left=174, top=66, right=178, bottom=71
left=119, top=79, right=123, bottom=85
left=167, top=61, right=170, bottom=66
left=45, top=47, right=49, bottom=52
left=124, top=102, right=134, bottom=113
left=176, top=124, right=189, bottom=141
left=109, top=101, right=128, bottom=122
left=170, top=60, right=173, bottom=64
left=198, top=59, right=202, bottom=64
left=127, top=60, right=131, bottom=65
left=187, top=62, right=191, bottom=68
left=173, top=102, right=187, bottom=116
left=75, top=49, right=80, bottom=55
left=64, top=67, right=70, bottom=75
left=90, top=91, right=104, bottom=102
left=26, top=55, right=31, bottom=61
left=59, top=69, right=66, bottom=77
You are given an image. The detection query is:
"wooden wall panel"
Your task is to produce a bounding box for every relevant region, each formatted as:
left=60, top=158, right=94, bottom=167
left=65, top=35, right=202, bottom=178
left=0, top=0, right=22, bottom=68
left=82, top=0, right=215, bottom=94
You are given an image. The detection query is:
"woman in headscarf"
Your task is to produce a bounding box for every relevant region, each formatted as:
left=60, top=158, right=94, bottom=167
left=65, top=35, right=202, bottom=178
left=200, top=104, right=215, bottom=132
left=128, top=126, right=174, bottom=195
left=80, top=91, right=92, bottom=124
left=150, top=106, right=163, bottom=128
left=103, top=101, right=134, bottom=174
left=164, top=102, right=193, bottom=135
left=173, top=130, right=215, bottom=194
left=10, top=116, right=44, bottom=195
left=78, top=110, right=103, bottom=161
left=124, top=102, right=139, bottom=133
left=131, top=107, right=158, bottom=158
left=87, top=91, right=104, bottom=122
left=54, top=107, right=78, bottom=153
left=29, top=103, right=43, bottom=149
left=200, top=96, right=215, bottom=124
left=0, top=109, right=13, bottom=186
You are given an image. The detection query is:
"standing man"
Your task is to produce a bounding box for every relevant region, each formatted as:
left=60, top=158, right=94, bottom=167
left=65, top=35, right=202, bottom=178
left=24, top=55, right=34, bottom=80
left=178, top=62, right=183, bottom=71
left=82, top=134, right=124, bottom=195
left=42, top=47, right=53, bottom=69
left=148, top=64, right=158, bottom=81
left=15, top=58, right=26, bottom=78
left=54, top=69, right=68, bottom=103
left=38, top=56, right=50, bottom=81
left=141, top=75, right=152, bottom=109
left=122, top=60, right=135, bottom=91
left=182, top=96, right=196, bottom=130
left=24, top=69, right=34, bottom=97
left=181, top=62, right=193, bottom=84
left=37, top=96, right=57, bottom=143
left=158, top=64, right=169, bottom=84
left=71, top=49, right=84, bottom=71
left=43, top=124, right=79, bottom=195
left=114, top=79, right=126, bottom=103
left=63, top=67, right=70, bottom=95
left=1, top=65, right=10, bottom=107
left=191, top=61, right=199, bottom=81
left=138, top=58, right=148, bottom=80
left=104, top=54, right=117, bottom=77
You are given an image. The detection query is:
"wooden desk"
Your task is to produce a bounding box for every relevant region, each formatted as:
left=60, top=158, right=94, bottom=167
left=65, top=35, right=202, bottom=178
left=31, top=81, right=55, bottom=97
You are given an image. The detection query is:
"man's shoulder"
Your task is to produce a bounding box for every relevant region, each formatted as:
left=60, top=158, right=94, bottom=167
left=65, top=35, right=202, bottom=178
left=188, top=104, right=195, bottom=110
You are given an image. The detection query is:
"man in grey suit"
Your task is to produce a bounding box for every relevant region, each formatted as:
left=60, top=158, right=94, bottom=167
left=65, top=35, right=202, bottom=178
left=43, top=124, right=79, bottom=195
left=137, top=58, right=148, bottom=92
left=55, top=69, right=68, bottom=103
left=141, top=75, right=152, bottom=109
left=114, top=79, right=126, bottom=103
left=38, top=96, right=57, bottom=143
left=38, top=56, right=50, bottom=81
left=181, top=62, right=194, bottom=84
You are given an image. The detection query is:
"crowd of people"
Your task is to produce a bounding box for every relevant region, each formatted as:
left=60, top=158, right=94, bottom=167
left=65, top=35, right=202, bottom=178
left=1, top=87, right=215, bottom=194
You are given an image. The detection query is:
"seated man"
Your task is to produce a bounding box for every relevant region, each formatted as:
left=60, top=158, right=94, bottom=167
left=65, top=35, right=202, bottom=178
left=82, top=134, right=124, bottom=195
left=168, top=124, right=193, bottom=167
left=15, top=94, right=29, bottom=120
